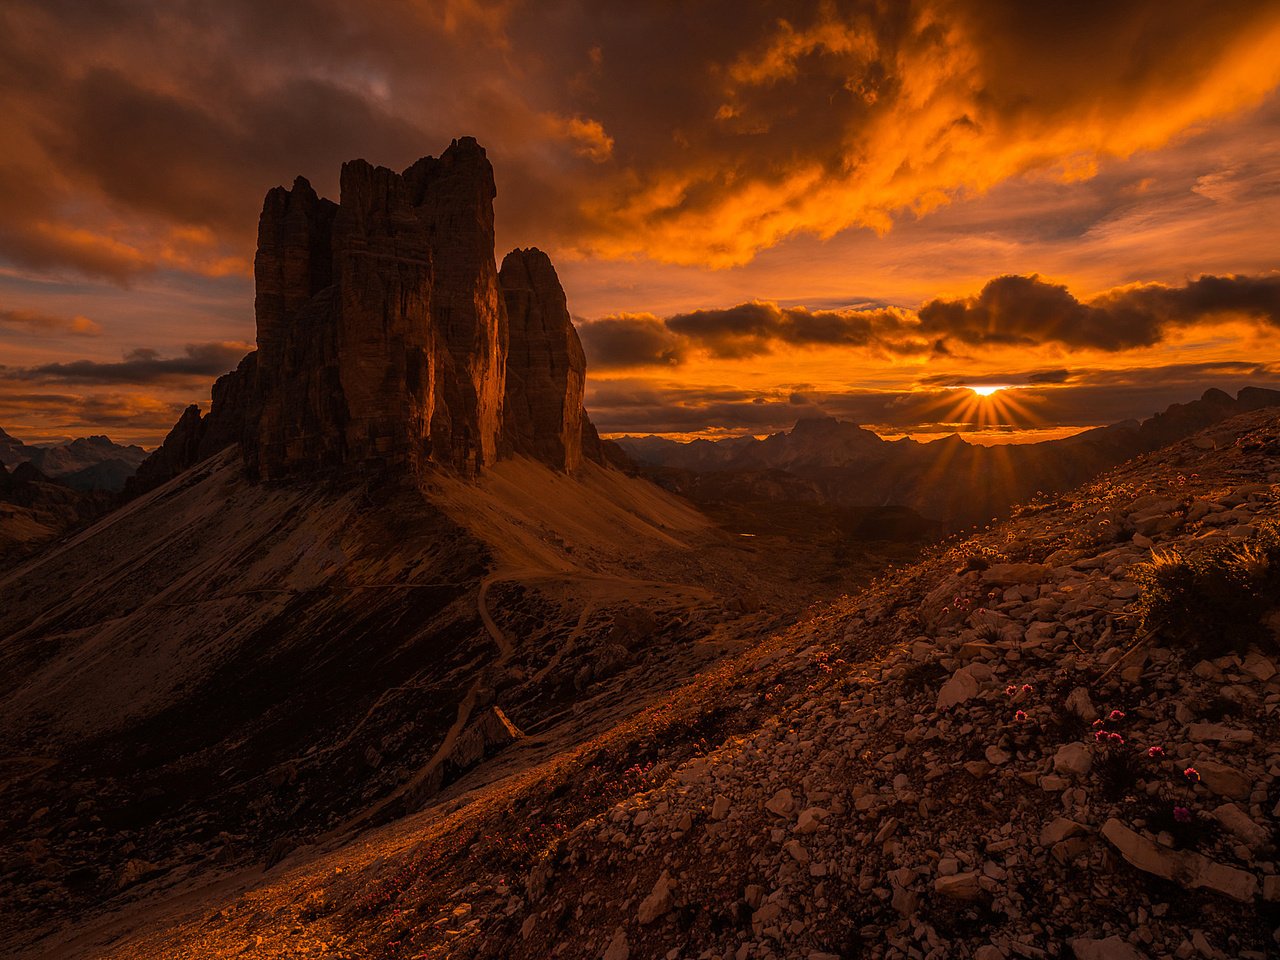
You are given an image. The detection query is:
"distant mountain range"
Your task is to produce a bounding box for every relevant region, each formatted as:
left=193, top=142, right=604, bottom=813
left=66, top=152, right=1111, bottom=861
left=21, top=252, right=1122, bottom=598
left=0, top=427, right=148, bottom=492
left=615, top=386, right=1280, bottom=527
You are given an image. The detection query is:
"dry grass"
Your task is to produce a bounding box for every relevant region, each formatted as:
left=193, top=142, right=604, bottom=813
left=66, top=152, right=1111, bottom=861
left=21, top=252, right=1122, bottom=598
left=1134, top=519, right=1280, bottom=657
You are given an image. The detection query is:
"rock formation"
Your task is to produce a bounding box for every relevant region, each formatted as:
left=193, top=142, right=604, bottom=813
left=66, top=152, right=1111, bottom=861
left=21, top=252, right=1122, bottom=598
left=124, top=354, right=256, bottom=496
left=499, top=248, right=587, bottom=471
left=131, top=137, right=602, bottom=494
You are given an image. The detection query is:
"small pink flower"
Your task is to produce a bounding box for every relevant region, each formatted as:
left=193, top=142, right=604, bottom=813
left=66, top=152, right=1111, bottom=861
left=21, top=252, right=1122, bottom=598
left=1147, top=746, right=1164, bottom=759
left=1094, top=730, right=1107, bottom=742
left=1107, top=732, right=1125, bottom=744
left=1183, top=766, right=1200, bottom=783
left=1173, top=806, right=1192, bottom=824
left=1092, top=719, right=1105, bottom=728
left=1108, top=709, right=1125, bottom=721
left=1005, top=685, right=1017, bottom=696
left=1015, top=710, right=1027, bottom=722
left=1021, top=684, right=1033, bottom=694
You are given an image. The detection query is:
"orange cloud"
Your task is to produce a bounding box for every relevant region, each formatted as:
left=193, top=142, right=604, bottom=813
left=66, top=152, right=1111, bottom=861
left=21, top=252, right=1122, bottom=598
left=0, top=308, right=102, bottom=337
left=567, top=4, right=1280, bottom=266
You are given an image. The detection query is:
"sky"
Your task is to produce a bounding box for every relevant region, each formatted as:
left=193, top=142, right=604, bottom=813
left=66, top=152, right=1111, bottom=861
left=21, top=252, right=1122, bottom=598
left=1, top=0, right=1279, bottom=446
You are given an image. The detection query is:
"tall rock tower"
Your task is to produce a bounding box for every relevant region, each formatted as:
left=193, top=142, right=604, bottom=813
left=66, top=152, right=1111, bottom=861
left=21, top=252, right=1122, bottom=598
left=130, top=138, right=605, bottom=493
left=499, top=248, right=587, bottom=472
left=245, top=137, right=506, bottom=479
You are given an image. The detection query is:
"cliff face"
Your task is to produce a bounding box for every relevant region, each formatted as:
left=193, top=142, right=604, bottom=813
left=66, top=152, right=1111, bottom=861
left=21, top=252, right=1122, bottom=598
left=499, top=248, right=587, bottom=472
left=249, top=139, right=502, bottom=480
left=133, top=137, right=599, bottom=494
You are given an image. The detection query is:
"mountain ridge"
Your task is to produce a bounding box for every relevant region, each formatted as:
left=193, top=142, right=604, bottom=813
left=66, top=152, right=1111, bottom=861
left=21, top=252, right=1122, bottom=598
left=615, top=386, right=1280, bottom=526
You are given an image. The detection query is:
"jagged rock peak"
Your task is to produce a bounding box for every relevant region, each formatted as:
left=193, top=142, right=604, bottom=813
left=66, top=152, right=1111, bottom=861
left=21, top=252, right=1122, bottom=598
left=499, top=247, right=588, bottom=472
left=130, top=138, right=605, bottom=496
left=245, top=137, right=507, bottom=480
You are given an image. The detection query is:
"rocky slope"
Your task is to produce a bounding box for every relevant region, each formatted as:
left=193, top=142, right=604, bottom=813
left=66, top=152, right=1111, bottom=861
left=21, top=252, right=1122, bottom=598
left=0, top=461, right=113, bottom=564
left=33, top=408, right=1278, bottom=960
left=619, top=387, right=1280, bottom=527
left=0, top=439, right=826, bottom=956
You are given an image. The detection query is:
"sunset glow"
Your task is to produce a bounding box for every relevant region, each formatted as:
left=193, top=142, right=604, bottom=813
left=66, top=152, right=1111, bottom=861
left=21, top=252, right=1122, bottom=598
left=0, top=2, right=1278, bottom=445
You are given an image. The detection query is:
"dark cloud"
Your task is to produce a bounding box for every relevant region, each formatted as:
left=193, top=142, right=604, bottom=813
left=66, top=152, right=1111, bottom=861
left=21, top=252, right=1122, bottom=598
left=918, top=273, right=1280, bottom=350
left=0, top=386, right=188, bottom=443
left=664, top=301, right=912, bottom=358
left=579, top=300, right=917, bottom=368
left=575, top=313, right=686, bottom=370
left=1, top=342, right=250, bottom=385
left=579, top=273, right=1280, bottom=369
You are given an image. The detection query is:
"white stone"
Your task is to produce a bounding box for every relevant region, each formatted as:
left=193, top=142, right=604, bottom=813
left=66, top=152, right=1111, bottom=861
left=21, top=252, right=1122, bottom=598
left=937, top=665, right=985, bottom=710
left=795, top=807, right=827, bottom=834
left=1040, top=817, right=1087, bottom=847
left=933, top=871, right=983, bottom=900
left=1210, top=803, right=1269, bottom=851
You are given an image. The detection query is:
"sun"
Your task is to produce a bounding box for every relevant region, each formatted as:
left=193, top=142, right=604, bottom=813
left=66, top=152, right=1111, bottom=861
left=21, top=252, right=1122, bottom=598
left=969, top=385, right=1009, bottom=397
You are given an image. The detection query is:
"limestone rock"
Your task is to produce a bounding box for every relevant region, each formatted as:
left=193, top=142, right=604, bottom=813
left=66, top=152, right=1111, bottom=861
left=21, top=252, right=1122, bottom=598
left=637, top=869, right=674, bottom=924
left=933, top=871, right=983, bottom=900
left=1069, top=936, right=1149, bottom=960
left=603, top=927, right=629, bottom=960
left=134, top=137, right=613, bottom=489
left=1210, top=803, right=1269, bottom=850
left=1194, top=759, right=1252, bottom=799
left=765, top=788, right=795, bottom=817
left=499, top=248, right=594, bottom=471
left=937, top=663, right=986, bottom=710
left=1101, top=818, right=1257, bottom=902
left=1053, top=742, right=1092, bottom=777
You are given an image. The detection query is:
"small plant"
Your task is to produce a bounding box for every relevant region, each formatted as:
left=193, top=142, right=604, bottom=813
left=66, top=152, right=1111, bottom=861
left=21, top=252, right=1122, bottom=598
left=974, top=623, right=1003, bottom=644
left=1090, top=710, right=1142, bottom=801
left=1134, top=520, right=1280, bottom=656
left=1139, top=795, right=1219, bottom=851
left=1095, top=741, right=1141, bottom=801
left=948, top=542, right=1003, bottom=573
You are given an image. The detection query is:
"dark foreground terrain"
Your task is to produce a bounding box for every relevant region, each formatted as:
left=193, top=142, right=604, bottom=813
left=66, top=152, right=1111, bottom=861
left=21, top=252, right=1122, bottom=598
left=5, top=412, right=1277, bottom=960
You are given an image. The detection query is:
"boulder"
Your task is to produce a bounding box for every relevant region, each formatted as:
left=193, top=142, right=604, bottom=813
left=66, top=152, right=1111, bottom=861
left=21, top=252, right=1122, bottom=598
left=1053, top=742, right=1093, bottom=777
left=637, top=870, right=674, bottom=924
left=1193, top=759, right=1252, bottom=799
left=1101, top=818, right=1257, bottom=902
left=933, top=871, right=983, bottom=900
left=937, top=664, right=987, bottom=710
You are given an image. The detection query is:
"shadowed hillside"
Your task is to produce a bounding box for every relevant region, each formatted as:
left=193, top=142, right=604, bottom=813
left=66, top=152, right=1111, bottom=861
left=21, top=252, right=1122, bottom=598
left=22, top=408, right=1276, bottom=960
